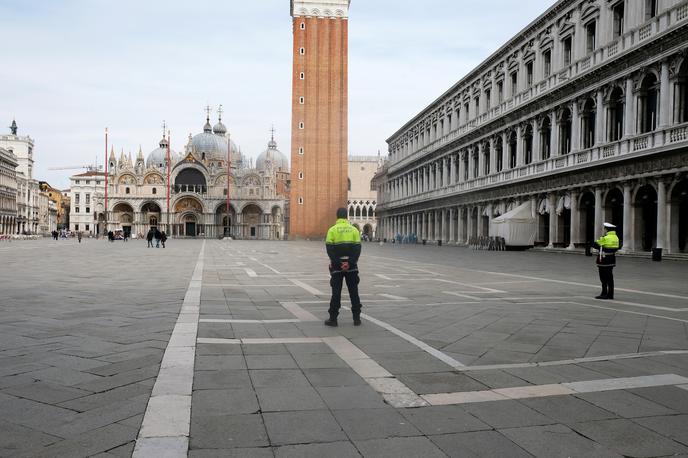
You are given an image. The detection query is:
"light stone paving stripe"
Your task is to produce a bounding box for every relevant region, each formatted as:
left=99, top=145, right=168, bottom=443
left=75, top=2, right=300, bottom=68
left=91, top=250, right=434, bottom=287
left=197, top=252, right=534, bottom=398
left=421, top=374, right=688, bottom=406
left=249, top=256, right=281, bottom=274
left=290, top=278, right=325, bottom=295
left=442, top=291, right=483, bottom=301
left=569, top=301, right=688, bottom=324
left=457, top=350, right=688, bottom=372
left=375, top=274, right=393, bottom=280
left=341, top=306, right=466, bottom=369
left=199, top=318, right=301, bottom=324
left=678, top=385, right=688, bottom=392
left=434, top=278, right=505, bottom=293
left=464, top=268, right=688, bottom=300
left=598, top=298, right=688, bottom=312
left=378, top=293, right=409, bottom=301
left=281, top=301, right=321, bottom=321
left=244, top=267, right=257, bottom=277
left=133, top=241, right=205, bottom=458
left=197, top=337, right=241, bottom=344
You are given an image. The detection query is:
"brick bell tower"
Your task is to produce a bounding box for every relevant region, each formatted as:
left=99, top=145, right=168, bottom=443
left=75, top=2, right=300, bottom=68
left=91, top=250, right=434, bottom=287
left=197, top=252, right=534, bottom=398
left=289, top=0, right=350, bottom=239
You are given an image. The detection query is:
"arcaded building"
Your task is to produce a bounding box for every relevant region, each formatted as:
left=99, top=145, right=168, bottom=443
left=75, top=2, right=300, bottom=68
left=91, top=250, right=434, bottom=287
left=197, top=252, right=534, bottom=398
left=348, top=155, right=382, bottom=239
left=289, top=0, right=350, bottom=239
left=375, top=0, right=688, bottom=254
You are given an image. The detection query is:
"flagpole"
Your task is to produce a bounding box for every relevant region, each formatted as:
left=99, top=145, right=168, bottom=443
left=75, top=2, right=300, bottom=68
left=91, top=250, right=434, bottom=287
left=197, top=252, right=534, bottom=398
left=104, top=127, right=108, bottom=235
left=226, top=131, right=231, bottom=238
left=167, top=129, right=171, bottom=235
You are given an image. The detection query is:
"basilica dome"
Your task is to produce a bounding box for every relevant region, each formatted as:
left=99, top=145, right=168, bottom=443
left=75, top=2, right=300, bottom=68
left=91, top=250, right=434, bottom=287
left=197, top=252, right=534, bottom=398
left=146, top=137, right=178, bottom=168
left=256, top=135, right=289, bottom=172
left=191, top=118, right=244, bottom=166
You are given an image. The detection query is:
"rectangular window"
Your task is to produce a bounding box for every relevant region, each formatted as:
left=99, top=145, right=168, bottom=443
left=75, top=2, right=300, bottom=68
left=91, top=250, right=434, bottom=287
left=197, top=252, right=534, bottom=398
left=474, top=96, right=480, bottom=115
left=613, top=2, right=625, bottom=39
left=85, top=207, right=90, bottom=213
left=299, top=96, right=304, bottom=104
left=510, top=71, right=518, bottom=96
left=75, top=180, right=80, bottom=184
left=645, top=0, right=657, bottom=19
left=85, top=193, right=90, bottom=204
left=75, top=207, right=80, bottom=213
left=464, top=102, right=469, bottom=121
left=485, top=89, right=491, bottom=109
left=75, top=194, right=80, bottom=204
left=526, top=61, right=533, bottom=87
left=299, top=72, right=304, bottom=80
left=586, top=21, right=596, bottom=53
left=85, top=224, right=89, bottom=231
left=563, top=36, right=572, bottom=66
left=298, top=147, right=304, bottom=155
left=497, top=81, right=503, bottom=102
left=75, top=224, right=79, bottom=230
left=85, top=180, right=90, bottom=185
left=543, top=49, right=552, bottom=77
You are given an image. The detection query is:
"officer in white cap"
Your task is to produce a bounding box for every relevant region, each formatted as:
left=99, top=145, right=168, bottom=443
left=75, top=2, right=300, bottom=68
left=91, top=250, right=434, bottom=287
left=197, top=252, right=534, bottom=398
left=591, top=222, right=620, bottom=299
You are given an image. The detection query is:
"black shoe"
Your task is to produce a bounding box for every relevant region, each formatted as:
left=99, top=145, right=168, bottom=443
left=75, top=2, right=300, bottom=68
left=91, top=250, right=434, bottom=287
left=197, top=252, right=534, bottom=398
left=607, top=296, right=614, bottom=300
left=324, top=318, right=338, bottom=327
left=595, top=295, right=608, bottom=300
left=353, top=317, right=361, bottom=326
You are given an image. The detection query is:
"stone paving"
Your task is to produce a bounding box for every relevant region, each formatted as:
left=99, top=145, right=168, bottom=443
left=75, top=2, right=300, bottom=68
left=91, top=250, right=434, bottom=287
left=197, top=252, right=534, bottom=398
left=1, top=238, right=688, bottom=457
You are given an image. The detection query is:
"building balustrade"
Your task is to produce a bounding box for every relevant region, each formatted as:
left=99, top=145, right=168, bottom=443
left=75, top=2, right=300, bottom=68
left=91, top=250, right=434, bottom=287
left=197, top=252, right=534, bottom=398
left=379, top=121, right=688, bottom=210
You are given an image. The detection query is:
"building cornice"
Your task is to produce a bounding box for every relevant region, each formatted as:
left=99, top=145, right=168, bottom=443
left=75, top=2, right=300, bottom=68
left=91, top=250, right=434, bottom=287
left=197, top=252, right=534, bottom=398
left=291, top=0, right=350, bottom=18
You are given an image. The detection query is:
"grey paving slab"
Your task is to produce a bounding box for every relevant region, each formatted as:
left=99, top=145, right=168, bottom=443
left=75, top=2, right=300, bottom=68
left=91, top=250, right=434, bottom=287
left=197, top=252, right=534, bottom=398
left=399, top=405, right=490, bottom=435
left=189, top=448, right=274, bottom=458
left=500, top=424, right=623, bottom=458
left=629, top=385, right=688, bottom=413
left=332, top=408, right=421, bottom=440
left=274, top=441, right=360, bottom=458
left=519, top=395, right=618, bottom=424
left=398, top=371, right=488, bottom=394
left=461, top=399, right=556, bottom=429
left=193, top=369, right=252, bottom=390
left=302, top=367, right=368, bottom=387
left=195, top=355, right=247, bottom=371
left=2, top=380, right=91, bottom=404
left=353, top=436, right=447, bottom=458
left=577, top=390, right=678, bottom=418
left=255, top=386, right=327, bottom=412
left=263, top=410, right=348, bottom=445
left=634, top=414, right=688, bottom=447
left=191, top=389, right=260, bottom=416
left=190, top=414, right=270, bottom=449
left=571, top=418, right=688, bottom=457
left=429, top=430, right=533, bottom=458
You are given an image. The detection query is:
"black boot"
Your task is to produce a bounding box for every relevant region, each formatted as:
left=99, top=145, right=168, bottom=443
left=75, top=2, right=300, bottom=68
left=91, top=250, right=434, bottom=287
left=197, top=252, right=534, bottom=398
left=353, top=315, right=361, bottom=326
left=324, top=317, right=338, bottom=327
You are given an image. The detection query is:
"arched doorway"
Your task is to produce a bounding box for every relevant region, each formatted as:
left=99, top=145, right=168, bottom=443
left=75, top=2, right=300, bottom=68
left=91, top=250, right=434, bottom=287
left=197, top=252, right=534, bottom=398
left=604, top=188, right=623, bottom=245
left=635, top=184, right=657, bottom=251
left=242, top=204, right=262, bottom=239
left=141, top=202, right=161, bottom=233
left=537, top=198, right=549, bottom=246
left=470, top=207, right=478, bottom=239
left=216, top=204, right=236, bottom=238
left=174, top=197, right=204, bottom=237
left=579, top=191, right=595, bottom=245
left=271, top=206, right=284, bottom=240
left=363, top=224, right=372, bottom=240
left=670, top=179, right=688, bottom=253
left=112, top=202, right=134, bottom=238
left=556, top=195, right=571, bottom=247
left=181, top=213, right=198, bottom=237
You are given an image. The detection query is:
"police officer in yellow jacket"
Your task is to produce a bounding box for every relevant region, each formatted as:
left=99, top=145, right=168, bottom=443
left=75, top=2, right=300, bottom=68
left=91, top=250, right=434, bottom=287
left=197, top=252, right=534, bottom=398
left=592, top=222, right=620, bottom=300
left=324, top=208, right=362, bottom=327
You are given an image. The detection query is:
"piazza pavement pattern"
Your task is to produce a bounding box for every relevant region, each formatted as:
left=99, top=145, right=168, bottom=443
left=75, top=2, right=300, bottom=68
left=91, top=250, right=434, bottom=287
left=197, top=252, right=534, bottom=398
left=1, top=238, right=688, bottom=457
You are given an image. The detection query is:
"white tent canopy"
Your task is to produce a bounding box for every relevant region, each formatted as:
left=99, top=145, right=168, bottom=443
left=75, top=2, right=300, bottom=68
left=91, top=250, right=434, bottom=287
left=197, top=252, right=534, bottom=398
left=490, top=202, right=536, bottom=246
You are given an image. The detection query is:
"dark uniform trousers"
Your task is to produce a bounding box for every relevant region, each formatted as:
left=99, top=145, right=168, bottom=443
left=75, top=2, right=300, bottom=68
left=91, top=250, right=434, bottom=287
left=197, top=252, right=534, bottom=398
left=598, top=266, right=614, bottom=298
left=328, top=270, right=362, bottom=319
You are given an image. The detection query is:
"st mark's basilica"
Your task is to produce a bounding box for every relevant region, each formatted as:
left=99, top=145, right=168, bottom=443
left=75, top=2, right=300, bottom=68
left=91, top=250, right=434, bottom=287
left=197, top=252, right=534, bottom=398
left=99, top=110, right=290, bottom=239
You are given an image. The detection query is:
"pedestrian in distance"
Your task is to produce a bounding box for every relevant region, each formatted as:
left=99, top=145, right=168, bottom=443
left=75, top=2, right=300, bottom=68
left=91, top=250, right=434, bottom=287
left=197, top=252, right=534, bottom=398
left=154, top=228, right=162, bottom=248
left=160, top=231, right=167, bottom=248
left=123, top=231, right=128, bottom=242
left=108, top=230, right=114, bottom=242
left=592, top=222, right=620, bottom=300
left=77, top=231, right=82, bottom=243
left=324, top=207, right=363, bottom=327
left=146, top=229, right=154, bottom=248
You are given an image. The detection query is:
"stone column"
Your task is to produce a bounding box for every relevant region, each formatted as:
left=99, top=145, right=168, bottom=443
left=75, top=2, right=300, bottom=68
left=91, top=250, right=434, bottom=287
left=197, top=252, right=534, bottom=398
left=547, top=193, right=557, bottom=248
left=550, top=112, right=559, bottom=156
left=501, top=131, right=509, bottom=167
left=420, top=212, right=425, bottom=240
left=532, top=122, right=540, bottom=163
left=449, top=207, right=456, bottom=243
left=624, top=77, right=635, bottom=138
left=659, top=60, right=671, bottom=128
left=656, top=179, right=667, bottom=249
left=621, top=183, right=633, bottom=252
left=457, top=208, right=465, bottom=244
left=489, top=138, right=496, bottom=174
left=434, top=211, right=440, bottom=241
left=596, top=90, right=604, bottom=145
left=568, top=190, right=579, bottom=249
left=476, top=205, right=484, bottom=237
left=478, top=143, right=485, bottom=176
left=516, top=127, right=523, bottom=167
left=571, top=101, right=580, bottom=152
left=594, top=187, right=603, bottom=240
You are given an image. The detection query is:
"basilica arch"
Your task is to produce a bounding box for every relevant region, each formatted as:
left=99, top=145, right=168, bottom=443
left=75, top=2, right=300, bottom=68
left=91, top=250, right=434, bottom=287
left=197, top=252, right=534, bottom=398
left=112, top=202, right=135, bottom=237
left=173, top=196, right=205, bottom=237
left=215, top=202, right=237, bottom=238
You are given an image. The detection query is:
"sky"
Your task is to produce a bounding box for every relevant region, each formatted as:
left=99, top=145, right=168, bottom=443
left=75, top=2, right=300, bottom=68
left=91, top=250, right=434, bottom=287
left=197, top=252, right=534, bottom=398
left=0, top=0, right=555, bottom=189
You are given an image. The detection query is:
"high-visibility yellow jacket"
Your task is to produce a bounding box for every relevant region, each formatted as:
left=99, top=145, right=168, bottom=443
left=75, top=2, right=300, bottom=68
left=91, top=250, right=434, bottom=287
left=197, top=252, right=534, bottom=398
left=325, top=218, right=361, bottom=272
left=592, top=230, right=620, bottom=267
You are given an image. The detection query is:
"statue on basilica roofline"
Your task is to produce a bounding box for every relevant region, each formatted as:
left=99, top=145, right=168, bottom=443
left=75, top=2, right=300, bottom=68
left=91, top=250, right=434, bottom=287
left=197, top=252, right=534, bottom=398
left=10, top=119, right=17, bottom=135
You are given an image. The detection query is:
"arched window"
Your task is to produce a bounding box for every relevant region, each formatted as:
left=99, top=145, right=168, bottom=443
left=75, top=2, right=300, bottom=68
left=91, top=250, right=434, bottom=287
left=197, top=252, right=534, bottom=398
left=150, top=216, right=158, bottom=226
left=362, top=207, right=368, bottom=218
left=355, top=207, right=361, bottom=218
left=541, top=117, right=552, bottom=159
left=523, top=125, right=533, bottom=164
left=581, top=98, right=596, bottom=148
left=676, top=61, right=688, bottom=124
left=495, top=137, right=503, bottom=171
left=483, top=143, right=491, bottom=175
left=559, top=107, right=572, bottom=154
left=639, top=73, right=659, bottom=133
left=608, top=86, right=624, bottom=141
left=125, top=187, right=130, bottom=194
left=508, top=131, right=517, bottom=168
left=152, top=187, right=157, bottom=195
left=349, top=206, right=354, bottom=217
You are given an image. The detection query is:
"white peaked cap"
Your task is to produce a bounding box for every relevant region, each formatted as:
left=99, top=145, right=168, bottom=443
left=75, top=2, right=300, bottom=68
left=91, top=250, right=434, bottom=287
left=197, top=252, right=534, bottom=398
left=603, top=222, right=616, bottom=229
